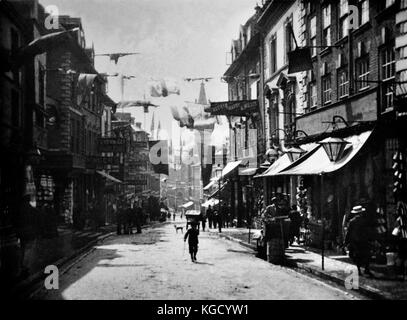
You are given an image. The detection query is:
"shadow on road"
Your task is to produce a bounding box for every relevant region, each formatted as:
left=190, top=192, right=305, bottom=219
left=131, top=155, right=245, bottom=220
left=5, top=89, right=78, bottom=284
left=194, top=261, right=214, bottom=266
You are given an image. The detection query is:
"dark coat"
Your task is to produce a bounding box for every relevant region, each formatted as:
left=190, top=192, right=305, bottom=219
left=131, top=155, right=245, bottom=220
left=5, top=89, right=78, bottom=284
left=345, top=214, right=372, bottom=264
left=184, top=228, right=199, bottom=245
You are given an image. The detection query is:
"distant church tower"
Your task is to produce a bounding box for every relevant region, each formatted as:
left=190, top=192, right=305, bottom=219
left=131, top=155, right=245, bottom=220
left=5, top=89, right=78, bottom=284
left=197, top=82, right=208, bottom=105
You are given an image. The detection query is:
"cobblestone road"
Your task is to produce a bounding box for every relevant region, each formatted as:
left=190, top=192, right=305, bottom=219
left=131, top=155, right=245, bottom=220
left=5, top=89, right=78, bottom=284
left=34, top=220, right=359, bottom=300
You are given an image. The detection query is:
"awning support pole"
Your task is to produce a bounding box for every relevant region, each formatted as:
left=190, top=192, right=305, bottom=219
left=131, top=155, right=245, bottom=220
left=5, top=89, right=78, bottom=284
left=320, top=173, right=325, bottom=270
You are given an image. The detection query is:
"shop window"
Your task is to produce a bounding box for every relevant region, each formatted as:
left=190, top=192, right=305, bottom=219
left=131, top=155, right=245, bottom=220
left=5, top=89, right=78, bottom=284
left=385, top=138, right=399, bottom=170
left=381, top=46, right=396, bottom=111
left=322, top=75, right=332, bottom=105
left=356, top=56, right=370, bottom=91
left=338, top=68, right=349, bottom=98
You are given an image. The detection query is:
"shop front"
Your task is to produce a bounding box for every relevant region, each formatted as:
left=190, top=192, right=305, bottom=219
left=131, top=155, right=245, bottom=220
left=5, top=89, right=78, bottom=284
left=274, top=129, right=389, bottom=258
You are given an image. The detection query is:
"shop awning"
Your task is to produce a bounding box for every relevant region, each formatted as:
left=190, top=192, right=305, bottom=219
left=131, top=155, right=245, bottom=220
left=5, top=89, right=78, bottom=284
left=208, top=181, right=228, bottom=199
left=255, top=143, right=319, bottom=178
left=222, top=160, right=242, bottom=179
left=185, top=210, right=200, bottom=216
left=203, top=179, right=216, bottom=191
left=201, top=198, right=219, bottom=208
left=239, top=167, right=258, bottom=176
left=180, top=201, right=194, bottom=209
left=277, top=130, right=372, bottom=176
left=97, top=170, right=122, bottom=183
left=257, top=154, right=291, bottom=178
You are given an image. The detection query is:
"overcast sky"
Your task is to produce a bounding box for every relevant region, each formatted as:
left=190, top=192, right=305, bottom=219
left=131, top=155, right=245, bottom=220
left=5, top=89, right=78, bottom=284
left=41, top=0, right=258, bottom=143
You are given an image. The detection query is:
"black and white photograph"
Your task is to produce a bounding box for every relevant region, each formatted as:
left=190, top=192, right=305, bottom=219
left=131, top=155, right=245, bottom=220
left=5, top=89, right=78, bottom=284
left=1, top=0, right=407, bottom=307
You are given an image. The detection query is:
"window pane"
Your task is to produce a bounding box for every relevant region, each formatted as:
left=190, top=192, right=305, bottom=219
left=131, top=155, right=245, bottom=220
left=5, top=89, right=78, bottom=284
left=361, top=0, right=369, bottom=24
left=323, top=5, right=331, bottom=28
left=310, top=16, right=316, bottom=37
left=339, top=0, right=348, bottom=17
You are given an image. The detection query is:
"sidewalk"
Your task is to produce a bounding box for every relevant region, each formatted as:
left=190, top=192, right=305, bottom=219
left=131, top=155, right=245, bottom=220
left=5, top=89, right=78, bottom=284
left=209, top=227, right=407, bottom=300
left=8, top=220, right=163, bottom=299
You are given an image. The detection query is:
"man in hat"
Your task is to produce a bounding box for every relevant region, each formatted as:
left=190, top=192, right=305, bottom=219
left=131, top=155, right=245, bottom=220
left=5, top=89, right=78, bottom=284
left=184, top=222, right=199, bottom=262
left=345, top=205, right=373, bottom=276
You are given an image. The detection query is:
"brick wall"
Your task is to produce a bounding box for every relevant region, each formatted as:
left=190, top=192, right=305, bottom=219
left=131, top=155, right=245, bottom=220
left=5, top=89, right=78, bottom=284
left=299, top=0, right=396, bottom=135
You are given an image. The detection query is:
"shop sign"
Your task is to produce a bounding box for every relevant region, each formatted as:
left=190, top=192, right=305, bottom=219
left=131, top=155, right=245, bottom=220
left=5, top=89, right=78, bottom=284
left=98, top=137, right=126, bottom=153
left=88, top=156, right=121, bottom=167
left=205, top=100, right=258, bottom=116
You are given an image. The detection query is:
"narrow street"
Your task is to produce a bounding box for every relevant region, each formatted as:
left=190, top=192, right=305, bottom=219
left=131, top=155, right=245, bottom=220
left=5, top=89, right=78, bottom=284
left=35, top=220, right=358, bottom=300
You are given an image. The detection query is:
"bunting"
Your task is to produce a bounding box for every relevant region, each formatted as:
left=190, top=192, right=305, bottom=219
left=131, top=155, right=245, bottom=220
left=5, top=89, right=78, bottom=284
left=13, top=28, right=79, bottom=68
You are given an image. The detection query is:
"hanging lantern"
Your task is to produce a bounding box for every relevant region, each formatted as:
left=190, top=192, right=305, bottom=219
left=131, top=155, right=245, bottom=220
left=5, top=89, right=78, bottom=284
left=286, top=146, right=306, bottom=162
left=318, top=137, right=350, bottom=162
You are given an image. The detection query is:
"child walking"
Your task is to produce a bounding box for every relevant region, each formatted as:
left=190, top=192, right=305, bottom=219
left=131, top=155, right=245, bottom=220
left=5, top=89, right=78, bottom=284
left=184, top=223, right=199, bottom=262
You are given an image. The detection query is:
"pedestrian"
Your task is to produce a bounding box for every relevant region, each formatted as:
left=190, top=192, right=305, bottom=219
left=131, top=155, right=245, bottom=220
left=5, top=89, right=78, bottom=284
left=221, top=203, right=228, bottom=228
left=184, top=222, right=200, bottom=262
left=207, top=205, right=213, bottom=229
left=173, top=210, right=176, bottom=221
left=201, top=213, right=207, bottom=232
left=213, top=209, right=218, bottom=229
left=116, top=200, right=124, bottom=235
left=134, top=203, right=142, bottom=234
left=125, top=202, right=133, bottom=234
left=288, top=205, right=301, bottom=245
left=217, top=208, right=222, bottom=233
left=15, top=194, right=39, bottom=278
left=345, top=205, right=373, bottom=276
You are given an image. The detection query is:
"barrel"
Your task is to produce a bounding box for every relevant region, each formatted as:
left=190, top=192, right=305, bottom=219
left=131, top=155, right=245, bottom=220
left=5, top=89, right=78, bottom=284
left=267, top=239, right=285, bottom=265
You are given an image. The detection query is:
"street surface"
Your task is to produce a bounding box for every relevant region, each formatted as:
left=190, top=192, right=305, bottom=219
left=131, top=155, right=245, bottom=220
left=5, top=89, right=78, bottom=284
left=35, top=219, right=358, bottom=300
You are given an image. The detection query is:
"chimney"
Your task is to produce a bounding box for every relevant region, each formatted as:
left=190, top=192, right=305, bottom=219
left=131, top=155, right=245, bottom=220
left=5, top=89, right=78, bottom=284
left=135, top=122, right=142, bottom=129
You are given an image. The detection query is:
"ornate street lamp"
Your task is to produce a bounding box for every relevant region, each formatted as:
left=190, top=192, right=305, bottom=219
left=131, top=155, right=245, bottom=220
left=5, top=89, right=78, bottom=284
left=285, top=146, right=306, bottom=162
left=318, top=137, right=350, bottom=162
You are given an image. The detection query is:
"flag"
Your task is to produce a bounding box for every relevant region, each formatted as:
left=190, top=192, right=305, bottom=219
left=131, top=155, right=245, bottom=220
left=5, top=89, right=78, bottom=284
left=116, top=100, right=158, bottom=109
left=170, top=105, right=181, bottom=121
left=148, top=78, right=180, bottom=97
left=13, top=28, right=79, bottom=68
left=193, top=118, right=216, bottom=130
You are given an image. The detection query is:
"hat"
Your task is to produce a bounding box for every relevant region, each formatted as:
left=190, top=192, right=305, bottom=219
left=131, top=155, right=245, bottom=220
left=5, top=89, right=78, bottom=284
left=351, top=205, right=366, bottom=214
